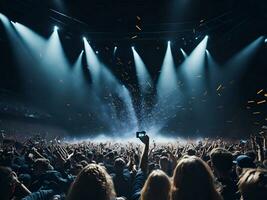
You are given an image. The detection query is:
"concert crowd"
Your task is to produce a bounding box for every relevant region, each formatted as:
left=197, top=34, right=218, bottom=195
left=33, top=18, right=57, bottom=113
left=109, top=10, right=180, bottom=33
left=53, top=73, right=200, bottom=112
left=0, top=133, right=266, bottom=200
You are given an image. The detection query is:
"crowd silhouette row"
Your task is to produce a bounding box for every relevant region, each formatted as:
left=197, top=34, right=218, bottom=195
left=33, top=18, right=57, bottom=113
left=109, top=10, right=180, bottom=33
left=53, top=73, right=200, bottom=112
left=0, top=133, right=266, bottom=200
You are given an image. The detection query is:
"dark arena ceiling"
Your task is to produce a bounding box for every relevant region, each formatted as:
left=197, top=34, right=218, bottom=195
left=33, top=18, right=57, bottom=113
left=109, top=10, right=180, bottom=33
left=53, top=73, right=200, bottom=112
left=0, top=0, right=266, bottom=138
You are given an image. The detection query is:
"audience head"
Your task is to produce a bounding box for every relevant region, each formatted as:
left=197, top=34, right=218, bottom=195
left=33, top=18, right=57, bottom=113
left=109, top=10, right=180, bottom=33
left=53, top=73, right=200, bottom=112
left=210, top=148, right=233, bottom=176
left=141, top=169, right=171, bottom=200
left=67, top=164, right=116, bottom=200
left=172, top=156, right=222, bottom=200
left=159, top=156, right=169, bottom=173
left=235, top=155, right=256, bottom=176
left=187, top=149, right=196, bottom=156
left=0, top=166, right=17, bottom=200
left=238, top=168, right=267, bottom=200
left=114, top=158, right=125, bottom=175
left=33, top=158, right=53, bottom=177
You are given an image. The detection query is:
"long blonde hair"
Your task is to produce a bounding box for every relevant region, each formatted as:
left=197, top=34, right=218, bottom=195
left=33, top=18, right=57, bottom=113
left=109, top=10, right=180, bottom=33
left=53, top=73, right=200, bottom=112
left=141, top=169, right=171, bottom=200
left=172, top=156, right=222, bottom=200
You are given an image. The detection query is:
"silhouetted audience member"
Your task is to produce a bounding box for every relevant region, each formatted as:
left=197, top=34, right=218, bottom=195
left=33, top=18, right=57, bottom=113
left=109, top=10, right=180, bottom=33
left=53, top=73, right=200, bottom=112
left=234, top=155, right=256, bottom=176
left=0, top=166, right=31, bottom=200
left=67, top=163, right=118, bottom=200
left=210, top=148, right=239, bottom=200
left=112, top=158, right=132, bottom=199
left=172, top=156, right=222, bottom=200
left=0, top=133, right=266, bottom=200
left=141, top=169, right=171, bottom=200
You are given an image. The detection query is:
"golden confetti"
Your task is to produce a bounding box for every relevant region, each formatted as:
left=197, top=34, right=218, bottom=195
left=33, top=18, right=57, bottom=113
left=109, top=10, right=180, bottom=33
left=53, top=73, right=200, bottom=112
left=131, top=35, right=138, bottom=39
left=248, top=100, right=255, bottom=104
left=137, top=16, right=141, bottom=20
left=257, top=89, right=263, bottom=94
left=257, top=100, right=266, bottom=105
left=265, top=94, right=267, bottom=97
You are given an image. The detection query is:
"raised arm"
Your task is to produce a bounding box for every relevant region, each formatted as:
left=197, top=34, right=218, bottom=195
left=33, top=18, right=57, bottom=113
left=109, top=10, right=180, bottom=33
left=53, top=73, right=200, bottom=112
left=139, top=135, right=149, bottom=173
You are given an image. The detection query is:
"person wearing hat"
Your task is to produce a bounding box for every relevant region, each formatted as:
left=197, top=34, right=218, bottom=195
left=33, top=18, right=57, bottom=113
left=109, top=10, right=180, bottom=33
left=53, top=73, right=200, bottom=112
left=234, top=155, right=256, bottom=177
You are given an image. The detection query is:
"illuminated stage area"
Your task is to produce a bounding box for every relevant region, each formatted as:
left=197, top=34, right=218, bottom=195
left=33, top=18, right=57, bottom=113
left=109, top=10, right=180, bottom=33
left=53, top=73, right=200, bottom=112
left=0, top=1, right=266, bottom=140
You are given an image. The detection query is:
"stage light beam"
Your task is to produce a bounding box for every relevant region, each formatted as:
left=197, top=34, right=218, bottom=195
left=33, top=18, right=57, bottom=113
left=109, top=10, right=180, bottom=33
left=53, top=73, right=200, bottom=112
left=178, top=35, right=209, bottom=94
left=83, top=37, right=101, bottom=83
left=224, top=36, right=264, bottom=80
left=132, top=47, right=153, bottom=93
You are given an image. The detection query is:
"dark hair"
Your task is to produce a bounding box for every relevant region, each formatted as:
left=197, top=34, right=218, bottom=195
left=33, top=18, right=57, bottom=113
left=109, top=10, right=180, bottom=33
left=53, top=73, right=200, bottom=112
left=67, top=164, right=116, bottom=200
left=210, top=148, right=233, bottom=173
left=34, top=158, right=53, bottom=171
left=172, top=156, right=222, bottom=200
left=245, top=151, right=256, bottom=162
left=0, top=166, right=15, bottom=199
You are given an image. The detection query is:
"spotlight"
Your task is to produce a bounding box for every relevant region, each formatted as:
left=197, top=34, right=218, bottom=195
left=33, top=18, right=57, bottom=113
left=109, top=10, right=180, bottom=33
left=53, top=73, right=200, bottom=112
left=54, top=26, right=59, bottom=31
left=131, top=46, right=135, bottom=50
left=82, top=37, right=87, bottom=41
left=168, top=41, right=171, bottom=45
left=265, top=38, right=267, bottom=43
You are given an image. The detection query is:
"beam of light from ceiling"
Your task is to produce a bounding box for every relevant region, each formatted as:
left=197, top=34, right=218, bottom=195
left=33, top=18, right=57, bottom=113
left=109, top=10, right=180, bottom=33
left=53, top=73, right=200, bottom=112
left=47, top=27, right=70, bottom=82
left=13, top=22, right=46, bottom=61
left=71, top=50, right=99, bottom=112
left=224, top=36, right=265, bottom=81
left=150, top=41, right=183, bottom=133
left=132, top=47, right=153, bottom=93
left=72, top=50, right=85, bottom=92
left=0, top=14, right=52, bottom=98
left=0, top=14, right=29, bottom=64
left=157, top=41, right=179, bottom=101
left=83, top=37, right=101, bottom=85
left=178, top=35, right=209, bottom=96
left=83, top=37, right=138, bottom=134
left=205, top=49, right=222, bottom=92
left=45, top=26, right=71, bottom=74
left=132, top=47, right=154, bottom=130
left=36, top=26, right=73, bottom=104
